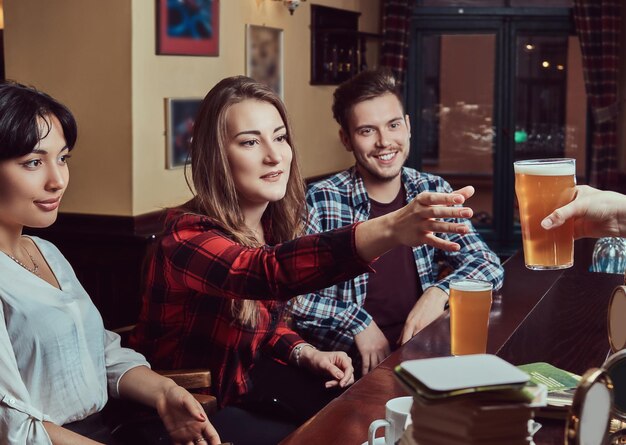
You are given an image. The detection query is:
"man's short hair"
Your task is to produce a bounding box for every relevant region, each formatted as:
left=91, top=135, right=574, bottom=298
left=332, top=69, right=403, bottom=132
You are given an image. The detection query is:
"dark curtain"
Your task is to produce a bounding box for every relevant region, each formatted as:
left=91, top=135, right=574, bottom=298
left=380, top=0, right=414, bottom=85
left=573, top=0, right=622, bottom=189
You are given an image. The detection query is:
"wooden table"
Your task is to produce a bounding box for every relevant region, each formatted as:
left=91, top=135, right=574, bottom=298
left=280, top=239, right=624, bottom=445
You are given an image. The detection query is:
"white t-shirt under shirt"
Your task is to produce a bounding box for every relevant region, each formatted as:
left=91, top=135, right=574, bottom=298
left=0, top=236, right=150, bottom=445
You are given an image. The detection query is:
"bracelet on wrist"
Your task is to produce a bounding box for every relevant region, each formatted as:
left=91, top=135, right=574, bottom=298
left=292, top=343, right=316, bottom=367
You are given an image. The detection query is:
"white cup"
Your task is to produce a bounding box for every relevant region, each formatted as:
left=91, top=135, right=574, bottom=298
left=368, top=396, right=413, bottom=445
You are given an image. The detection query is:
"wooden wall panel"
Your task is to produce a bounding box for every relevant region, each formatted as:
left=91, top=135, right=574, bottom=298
left=26, top=212, right=165, bottom=329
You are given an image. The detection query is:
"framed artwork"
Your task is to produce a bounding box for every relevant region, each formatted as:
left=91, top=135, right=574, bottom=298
left=246, top=25, right=283, bottom=97
left=165, top=98, right=202, bottom=169
left=156, top=0, right=220, bottom=56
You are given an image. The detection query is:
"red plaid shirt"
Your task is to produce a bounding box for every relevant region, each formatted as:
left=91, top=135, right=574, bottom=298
left=130, top=211, right=370, bottom=406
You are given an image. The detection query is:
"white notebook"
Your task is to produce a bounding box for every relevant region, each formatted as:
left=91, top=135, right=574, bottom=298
left=398, top=354, right=530, bottom=394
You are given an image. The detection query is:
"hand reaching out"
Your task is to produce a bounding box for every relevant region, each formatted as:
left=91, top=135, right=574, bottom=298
left=356, top=186, right=475, bottom=262
left=541, top=185, right=626, bottom=239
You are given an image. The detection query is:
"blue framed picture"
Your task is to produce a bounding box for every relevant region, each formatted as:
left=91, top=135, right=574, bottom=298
left=157, top=0, right=219, bottom=56
left=166, top=98, right=202, bottom=169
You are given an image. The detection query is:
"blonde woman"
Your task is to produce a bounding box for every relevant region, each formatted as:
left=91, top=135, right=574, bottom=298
left=130, top=76, right=475, bottom=445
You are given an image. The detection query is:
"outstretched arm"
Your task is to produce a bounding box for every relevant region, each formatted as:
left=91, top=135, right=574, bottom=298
left=355, top=186, right=475, bottom=261
left=541, top=185, right=626, bottom=239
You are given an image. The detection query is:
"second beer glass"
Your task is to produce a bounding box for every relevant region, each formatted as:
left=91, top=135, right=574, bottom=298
left=449, top=279, right=493, bottom=355
left=514, top=158, right=576, bottom=270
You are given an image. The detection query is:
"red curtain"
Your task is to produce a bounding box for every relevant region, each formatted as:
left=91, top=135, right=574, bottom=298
left=573, top=0, right=622, bottom=189
left=380, top=0, right=414, bottom=85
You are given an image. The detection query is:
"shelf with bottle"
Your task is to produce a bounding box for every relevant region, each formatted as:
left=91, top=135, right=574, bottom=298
left=311, top=5, right=380, bottom=85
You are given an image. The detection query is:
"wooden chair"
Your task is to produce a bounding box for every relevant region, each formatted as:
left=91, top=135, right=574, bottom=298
left=113, top=325, right=217, bottom=414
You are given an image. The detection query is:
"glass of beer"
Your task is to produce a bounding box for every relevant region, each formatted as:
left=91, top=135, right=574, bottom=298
left=449, top=279, right=493, bottom=355
left=514, top=158, right=576, bottom=270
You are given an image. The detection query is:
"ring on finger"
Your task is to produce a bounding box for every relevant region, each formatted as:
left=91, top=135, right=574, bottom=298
left=194, top=438, right=207, bottom=443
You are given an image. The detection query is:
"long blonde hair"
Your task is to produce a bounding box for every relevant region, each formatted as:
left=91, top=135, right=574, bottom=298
left=184, top=76, right=306, bottom=326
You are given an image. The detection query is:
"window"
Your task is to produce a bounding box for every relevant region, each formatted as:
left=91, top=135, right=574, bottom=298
left=407, top=5, right=585, bottom=255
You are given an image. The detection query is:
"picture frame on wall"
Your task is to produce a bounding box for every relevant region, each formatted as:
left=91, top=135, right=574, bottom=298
left=246, top=24, right=283, bottom=98
left=156, top=0, right=220, bottom=56
left=165, top=98, right=202, bottom=169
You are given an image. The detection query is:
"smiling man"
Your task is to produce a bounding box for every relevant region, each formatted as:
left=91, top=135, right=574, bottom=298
left=290, top=69, right=504, bottom=376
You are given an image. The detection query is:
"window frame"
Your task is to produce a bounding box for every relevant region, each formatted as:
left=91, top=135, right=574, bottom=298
left=406, top=6, right=579, bottom=256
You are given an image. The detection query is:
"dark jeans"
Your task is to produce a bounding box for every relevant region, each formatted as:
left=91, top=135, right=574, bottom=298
left=64, top=400, right=169, bottom=444
left=210, top=406, right=297, bottom=445
left=216, top=356, right=345, bottom=445
left=64, top=358, right=342, bottom=445
left=63, top=409, right=124, bottom=444
left=243, top=355, right=343, bottom=422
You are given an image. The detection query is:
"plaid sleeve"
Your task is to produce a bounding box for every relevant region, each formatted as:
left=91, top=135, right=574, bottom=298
left=263, top=320, right=305, bottom=364
left=290, top=291, right=372, bottom=352
left=430, top=178, right=504, bottom=293
left=288, top=192, right=373, bottom=352
left=163, top=217, right=373, bottom=302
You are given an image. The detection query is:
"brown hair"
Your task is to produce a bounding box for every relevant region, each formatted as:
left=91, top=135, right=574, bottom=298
left=332, top=69, right=403, bottom=132
left=184, top=75, right=306, bottom=326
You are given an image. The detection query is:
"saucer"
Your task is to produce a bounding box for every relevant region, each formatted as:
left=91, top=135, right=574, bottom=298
left=361, top=421, right=541, bottom=445
left=361, top=438, right=386, bottom=445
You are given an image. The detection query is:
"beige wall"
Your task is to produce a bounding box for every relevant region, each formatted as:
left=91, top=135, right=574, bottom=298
left=4, top=0, right=379, bottom=216
left=4, top=0, right=133, bottom=215
left=132, top=0, right=380, bottom=215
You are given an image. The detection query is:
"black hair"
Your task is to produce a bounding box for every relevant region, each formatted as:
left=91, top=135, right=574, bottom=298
left=0, top=81, right=77, bottom=161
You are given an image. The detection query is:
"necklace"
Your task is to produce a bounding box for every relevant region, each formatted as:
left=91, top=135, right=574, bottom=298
left=7, top=246, right=40, bottom=276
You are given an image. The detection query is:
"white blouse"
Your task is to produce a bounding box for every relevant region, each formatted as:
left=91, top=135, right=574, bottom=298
left=0, top=236, right=150, bottom=444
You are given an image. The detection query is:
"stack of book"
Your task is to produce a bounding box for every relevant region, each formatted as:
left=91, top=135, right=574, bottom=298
left=395, top=355, right=545, bottom=445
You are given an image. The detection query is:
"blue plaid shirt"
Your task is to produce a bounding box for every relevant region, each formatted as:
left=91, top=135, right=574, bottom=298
left=289, top=167, right=504, bottom=353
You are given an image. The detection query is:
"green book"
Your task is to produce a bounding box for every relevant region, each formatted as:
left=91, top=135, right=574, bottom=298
left=517, top=362, right=580, bottom=391
left=517, top=362, right=581, bottom=416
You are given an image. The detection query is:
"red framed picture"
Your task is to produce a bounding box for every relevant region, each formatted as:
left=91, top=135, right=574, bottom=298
left=156, top=0, right=220, bottom=56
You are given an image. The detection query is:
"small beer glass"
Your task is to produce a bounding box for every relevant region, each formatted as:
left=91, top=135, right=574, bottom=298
left=449, top=279, right=493, bottom=356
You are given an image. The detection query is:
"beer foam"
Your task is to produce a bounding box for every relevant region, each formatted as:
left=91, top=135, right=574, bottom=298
left=450, top=279, right=493, bottom=292
left=514, top=160, right=575, bottom=176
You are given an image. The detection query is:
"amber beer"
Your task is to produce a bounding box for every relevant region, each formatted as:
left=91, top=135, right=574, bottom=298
left=514, top=159, right=576, bottom=270
left=449, top=279, right=493, bottom=356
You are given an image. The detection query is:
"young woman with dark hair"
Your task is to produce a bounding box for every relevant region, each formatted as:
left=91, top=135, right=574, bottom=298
left=0, top=81, right=221, bottom=445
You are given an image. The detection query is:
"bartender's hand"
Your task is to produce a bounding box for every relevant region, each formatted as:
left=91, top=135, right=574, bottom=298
left=354, top=321, right=390, bottom=376
left=398, top=286, right=448, bottom=346
left=541, top=185, right=626, bottom=239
